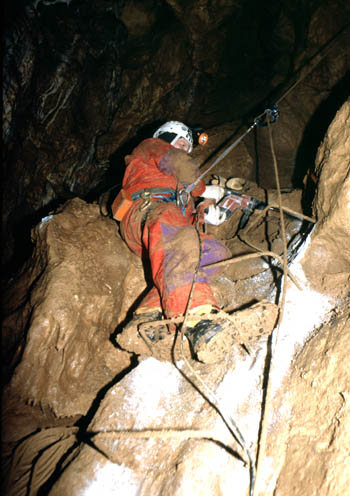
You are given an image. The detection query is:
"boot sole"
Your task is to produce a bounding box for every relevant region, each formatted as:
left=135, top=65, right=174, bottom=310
left=117, top=324, right=192, bottom=362
left=196, top=301, right=278, bottom=364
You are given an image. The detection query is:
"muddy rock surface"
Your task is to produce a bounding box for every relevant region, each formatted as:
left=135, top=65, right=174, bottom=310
left=270, top=305, right=350, bottom=496
left=4, top=198, right=134, bottom=418
left=302, top=99, right=350, bottom=298
left=48, top=355, right=254, bottom=496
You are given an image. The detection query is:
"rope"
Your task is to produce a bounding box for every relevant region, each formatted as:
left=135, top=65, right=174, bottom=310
left=94, top=224, right=258, bottom=491
left=173, top=220, right=256, bottom=496
left=89, top=428, right=248, bottom=471
left=135, top=216, right=305, bottom=496
left=187, top=24, right=349, bottom=199
left=252, top=116, right=290, bottom=496
left=201, top=250, right=301, bottom=290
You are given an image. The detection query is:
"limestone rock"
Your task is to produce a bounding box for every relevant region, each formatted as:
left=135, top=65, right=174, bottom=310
left=303, top=100, right=350, bottom=298
left=8, top=198, right=134, bottom=417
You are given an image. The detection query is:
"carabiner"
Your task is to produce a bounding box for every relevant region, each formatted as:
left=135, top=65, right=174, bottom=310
left=140, top=191, right=152, bottom=210
left=255, top=104, right=280, bottom=127
left=176, top=188, right=190, bottom=216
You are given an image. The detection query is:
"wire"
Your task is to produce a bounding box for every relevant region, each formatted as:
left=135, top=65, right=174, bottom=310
left=252, top=117, right=289, bottom=496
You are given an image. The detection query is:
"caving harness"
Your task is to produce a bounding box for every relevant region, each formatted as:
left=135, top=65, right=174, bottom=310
left=111, top=186, right=185, bottom=221
left=131, top=187, right=176, bottom=207
left=134, top=186, right=195, bottom=217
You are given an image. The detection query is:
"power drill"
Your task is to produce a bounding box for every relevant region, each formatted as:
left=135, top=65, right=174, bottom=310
left=218, top=188, right=267, bottom=229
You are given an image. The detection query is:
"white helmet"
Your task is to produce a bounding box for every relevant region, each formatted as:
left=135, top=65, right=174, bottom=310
left=153, top=121, right=193, bottom=153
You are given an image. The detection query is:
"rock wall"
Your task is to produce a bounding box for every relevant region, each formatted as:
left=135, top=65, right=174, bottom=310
left=303, top=99, right=350, bottom=298
left=272, top=306, right=350, bottom=496
left=6, top=199, right=136, bottom=417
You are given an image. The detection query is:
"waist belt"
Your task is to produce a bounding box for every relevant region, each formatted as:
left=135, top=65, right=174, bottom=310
left=131, top=187, right=176, bottom=203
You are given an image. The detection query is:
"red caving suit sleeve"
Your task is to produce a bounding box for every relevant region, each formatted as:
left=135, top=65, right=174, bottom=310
left=122, top=138, right=205, bottom=197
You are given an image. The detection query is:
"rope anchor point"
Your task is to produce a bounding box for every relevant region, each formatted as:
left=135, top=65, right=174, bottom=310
left=254, top=104, right=280, bottom=127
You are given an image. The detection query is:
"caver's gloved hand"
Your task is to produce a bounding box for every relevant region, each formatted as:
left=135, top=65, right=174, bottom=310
left=204, top=204, right=227, bottom=226
left=196, top=199, right=214, bottom=226
left=200, top=184, right=225, bottom=202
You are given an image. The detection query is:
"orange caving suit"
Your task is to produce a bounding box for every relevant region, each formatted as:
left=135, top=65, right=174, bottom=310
left=119, top=138, right=231, bottom=319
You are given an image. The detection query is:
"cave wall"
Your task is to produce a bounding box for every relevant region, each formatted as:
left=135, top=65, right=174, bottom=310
left=2, top=0, right=349, bottom=275
left=1, top=27, right=350, bottom=494
left=4, top=199, right=134, bottom=416
left=303, top=98, right=350, bottom=296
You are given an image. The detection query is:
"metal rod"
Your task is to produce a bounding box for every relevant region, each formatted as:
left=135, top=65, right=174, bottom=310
left=185, top=122, right=257, bottom=194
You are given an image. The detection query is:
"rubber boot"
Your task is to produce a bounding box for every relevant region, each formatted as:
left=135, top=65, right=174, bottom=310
left=185, top=315, right=233, bottom=364
left=185, top=301, right=278, bottom=364
left=117, top=309, right=169, bottom=355
left=125, top=310, right=167, bottom=342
